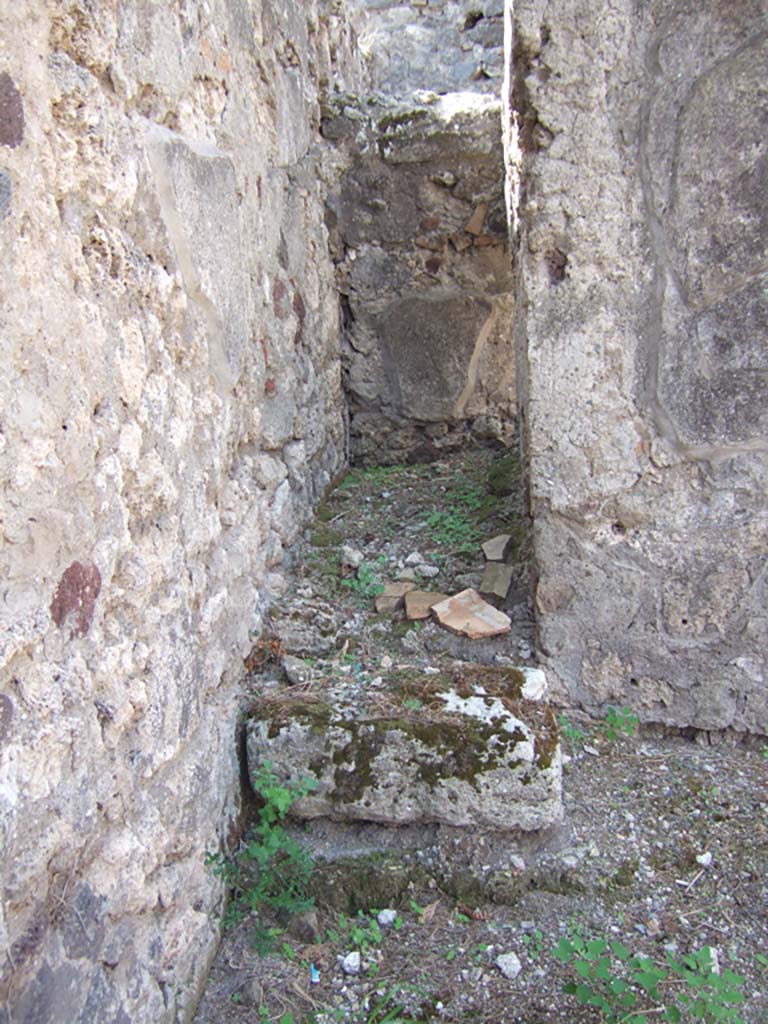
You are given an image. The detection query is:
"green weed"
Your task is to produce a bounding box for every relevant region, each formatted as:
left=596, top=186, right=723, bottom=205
left=206, top=762, right=318, bottom=929
left=523, top=928, right=545, bottom=961
left=554, top=932, right=745, bottom=1023
left=558, top=714, right=587, bottom=750
left=340, top=559, right=385, bottom=601
left=326, top=910, right=383, bottom=956
left=601, top=706, right=639, bottom=744
left=424, top=508, right=481, bottom=555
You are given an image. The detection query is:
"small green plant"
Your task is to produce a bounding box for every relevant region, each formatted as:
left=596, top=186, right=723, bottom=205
left=326, top=911, right=383, bottom=956
left=470, top=942, right=491, bottom=965
left=340, top=559, right=385, bottom=601
left=558, top=713, right=587, bottom=750
left=251, top=922, right=285, bottom=956
left=362, top=982, right=435, bottom=1024
left=206, top=762, right=318, bottom=929
left=259, top=1011, right=296, bottom=1024
left=523, top=928, right=545, bottom=961
left=554, top=933, right=745, bottom=1023
left=409, top=898, right=426, bottom=922
left=424, top=508, right=481, bottom=555
left=601, top=705, right=639, bottom=744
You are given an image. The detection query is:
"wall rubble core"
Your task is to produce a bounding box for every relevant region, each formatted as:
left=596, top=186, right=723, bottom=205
left=335, top=0, right=517, bottom=462
left=0, top=1, right=364, bottom=1020
left=507, top=0, right=768, bottom=735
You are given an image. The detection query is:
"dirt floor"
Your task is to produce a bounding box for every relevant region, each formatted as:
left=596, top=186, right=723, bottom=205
left=193, top=446, right=768, bottom=1024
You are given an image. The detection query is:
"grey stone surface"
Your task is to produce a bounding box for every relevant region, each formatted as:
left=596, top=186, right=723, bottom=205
left=247, top=688, right=562, bottom=831
left=0, top=0, right=365, bottom=1020
left=509, top=0, right=768, bottom=733
left=326, top=90, right=516, bottom=461
left=479, top=561, right=514, bottom=601
left=0, top=169, right=11, bottom=219
left=348, top=0, right=504, bottom=97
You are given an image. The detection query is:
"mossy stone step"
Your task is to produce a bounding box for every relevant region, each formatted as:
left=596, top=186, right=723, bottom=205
left=246, top=674, right=562, bottom=832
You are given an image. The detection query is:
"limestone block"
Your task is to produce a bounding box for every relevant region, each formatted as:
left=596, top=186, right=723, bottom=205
left=369, top=295, right=493, bottom=421
left=146, top=127, right=250, bottom=393
left=247, top=691, right=561, bottom=831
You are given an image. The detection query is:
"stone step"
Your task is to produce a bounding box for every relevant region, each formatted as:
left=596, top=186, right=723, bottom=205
left=246, top=665, right=562, bottom=833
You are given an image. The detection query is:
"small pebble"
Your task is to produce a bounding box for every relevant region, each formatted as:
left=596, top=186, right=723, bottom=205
left=417, top=564, right=440, bottom=578
left=341, top=545, right=365, bottom=568
left=338, top=951, right=361, bottom=975
left=282, top=655, right=310, bottom=686
left=405, top=551, right=425, bottom=566
left=495, top=952, right=522, bottom=980
left=377, top=909, right=398, bottom=927
left=696, top=851, right=713, bottom=867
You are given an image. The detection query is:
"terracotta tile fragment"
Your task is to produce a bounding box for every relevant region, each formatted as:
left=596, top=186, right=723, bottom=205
left=375, top=581, right=416, bottom=614
left=464, top=202, right=489, bottom=235
left=431, top=588, right=511, bottom=638
left=404, top=589, right=449, bottom=620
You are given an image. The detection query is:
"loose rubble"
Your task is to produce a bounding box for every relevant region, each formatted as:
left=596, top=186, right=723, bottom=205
left=194, top=450, right=768, bottom=1024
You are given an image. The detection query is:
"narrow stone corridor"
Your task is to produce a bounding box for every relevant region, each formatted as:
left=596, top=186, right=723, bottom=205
left=194, top=446, right=768, bottom=1023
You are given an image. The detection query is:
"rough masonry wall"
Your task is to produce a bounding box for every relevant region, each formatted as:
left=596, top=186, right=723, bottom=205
left=333, top=0, right=516, bottom=462
left=509, top=0, right=768, bottom=734
left=353, top=0, right=505, bottom=96
left=0, top=2, right=362, bottom=1020
left=326, top=92, right=516, bottom=462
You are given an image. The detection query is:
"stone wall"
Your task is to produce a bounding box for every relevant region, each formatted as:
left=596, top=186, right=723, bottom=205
left=334, top=0, right=516, bottom=462
left=508, top=0, right=768, bottom=734
left=352, top=0, right=505, bottom=96
left=0, top=2, right=363, bottom=1020
left=326, top=92, right=516, bottom=462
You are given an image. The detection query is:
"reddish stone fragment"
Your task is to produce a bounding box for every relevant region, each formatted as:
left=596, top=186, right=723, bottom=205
left=464, top=203, right=489, bottom=236
left=292, top=289, right=306, bottom=344
left=375, top=581, right=416, bottom=615
left=404, top=590, right=449, bottom=621
left=273, top=278, right=289, bottom=318
left=50, top=561, right=102, bottom=637
left=431, top=588, right=510, bottom=639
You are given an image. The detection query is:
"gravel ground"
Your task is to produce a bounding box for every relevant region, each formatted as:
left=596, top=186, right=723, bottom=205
left=193, top=447, right=768, bottom=1024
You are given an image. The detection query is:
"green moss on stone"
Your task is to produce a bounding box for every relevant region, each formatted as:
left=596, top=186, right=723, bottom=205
left=328, top=713, right=528, bottom=802
left=378, top=108, right=430, bottom=133
left=487, top=453, right=520, bottom=496
left=312, top=853, right=432, bottom=914
left=310, top=525, right=343, bottom=547
left=256, top=701, right=333, bottom=740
